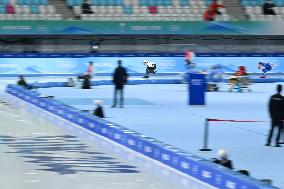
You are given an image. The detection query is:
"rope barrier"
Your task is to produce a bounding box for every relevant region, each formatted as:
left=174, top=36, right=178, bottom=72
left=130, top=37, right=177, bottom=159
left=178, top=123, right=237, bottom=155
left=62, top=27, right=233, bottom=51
left=200, top=118, right=269, bottom=151
left=207, top=118, right=267, bottom=123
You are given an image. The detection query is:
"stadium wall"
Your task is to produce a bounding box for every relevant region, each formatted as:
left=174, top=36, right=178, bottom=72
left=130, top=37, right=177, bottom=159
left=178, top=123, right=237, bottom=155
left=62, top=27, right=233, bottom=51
left=0, top=21, right=284, bottom=35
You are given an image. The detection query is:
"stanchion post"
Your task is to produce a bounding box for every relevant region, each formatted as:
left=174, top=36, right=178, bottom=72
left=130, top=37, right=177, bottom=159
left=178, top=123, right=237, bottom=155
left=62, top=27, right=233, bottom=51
left=200, top=118, right=212, bottom=151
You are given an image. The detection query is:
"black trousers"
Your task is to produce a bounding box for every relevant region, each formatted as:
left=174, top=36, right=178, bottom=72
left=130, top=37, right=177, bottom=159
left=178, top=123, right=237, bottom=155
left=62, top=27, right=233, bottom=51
left=215, top=10, right=222, bottom=15
left=113, top=84, right=124, bottom=107
left=146, top=65, right=156, bottom=75
left=267, top=119, right=283, bottom=145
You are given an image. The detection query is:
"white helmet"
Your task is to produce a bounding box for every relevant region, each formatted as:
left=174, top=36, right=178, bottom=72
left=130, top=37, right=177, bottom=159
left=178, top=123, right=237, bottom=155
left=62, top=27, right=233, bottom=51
left=94, top=99, right=102, bottom=106
left=218, top=149, right=228, bottom=160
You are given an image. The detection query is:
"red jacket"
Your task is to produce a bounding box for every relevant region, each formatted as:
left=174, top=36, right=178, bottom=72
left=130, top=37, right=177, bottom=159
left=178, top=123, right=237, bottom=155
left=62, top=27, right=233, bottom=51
left=234, top=66, right=247, bottom=76
left=6, top=4, right=15, bottom=14
left=148, top=6, right=158, bottom=14
left=203, top=9, right=215, bottom=21
left=209, top=0, right=224, bottom=12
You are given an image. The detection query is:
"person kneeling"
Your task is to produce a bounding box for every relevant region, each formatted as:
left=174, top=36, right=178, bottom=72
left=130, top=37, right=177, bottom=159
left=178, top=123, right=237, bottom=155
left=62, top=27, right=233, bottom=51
left=17, top=75, right=33, bottom=89
left=93, top=100, right=104, bottom=118
left=211, top=149, right=233, bottom=169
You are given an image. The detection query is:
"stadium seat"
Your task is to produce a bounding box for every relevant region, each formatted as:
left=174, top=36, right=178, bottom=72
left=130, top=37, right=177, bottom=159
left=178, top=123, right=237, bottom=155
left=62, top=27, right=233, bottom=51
left=0, top=0, right=57, bottom=20
left=22, top=5, right=30, bottom=14
left=38, top=5, right=45, bottom=14
left=63, top=0, right=233, bottom=21
left=0, top=0, right=9, bottom=5
left=41, top=0, right=47, bottom=5
left=46, top=4, right=55, bottom=14
left=67, top=0, right=73, bottom=6
left=9, top=0, right=17, bottom=5
left=123, top=4, right=132, bottom=14
left=30, top=5, right=38, bottom=13
left=242, top=0, right=284, bottom=21
left=0, top=5, right=5, bottom=13
left=14, top=5, right=21, bottom=13
left=73, top=5, right=81, bottom=15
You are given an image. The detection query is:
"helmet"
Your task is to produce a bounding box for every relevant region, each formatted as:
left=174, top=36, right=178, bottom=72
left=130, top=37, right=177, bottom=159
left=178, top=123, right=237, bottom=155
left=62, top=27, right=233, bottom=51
left=94, top=99, right=102, bottom=106
left=218, top=149, right=228, bottom=160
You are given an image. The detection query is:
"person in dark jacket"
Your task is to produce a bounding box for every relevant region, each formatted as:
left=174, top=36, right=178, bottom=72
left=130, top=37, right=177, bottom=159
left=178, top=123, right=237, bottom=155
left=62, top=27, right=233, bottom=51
left=17, top=75, right=28, bottom=88
left=93, top=100, right=104, bottom=118
left=81, top=0, right=93, bottom=14
left=17, top=75, right=33, bottom=89
left=262, top=0, right=276, bottom=15
left=112, top=60, right=128, bottom=108
left=266, top=84, right=284, bottom=147
left=82, top=75, right=91, bottom=89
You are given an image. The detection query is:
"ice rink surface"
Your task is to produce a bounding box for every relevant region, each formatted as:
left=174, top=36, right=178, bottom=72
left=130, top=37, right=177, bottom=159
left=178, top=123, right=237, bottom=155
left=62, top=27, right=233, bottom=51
left=37, top=79, right=284, bottom=189
left=1, top=76, right=284, bottom=188
left=0, top=76, right=214, bottom=189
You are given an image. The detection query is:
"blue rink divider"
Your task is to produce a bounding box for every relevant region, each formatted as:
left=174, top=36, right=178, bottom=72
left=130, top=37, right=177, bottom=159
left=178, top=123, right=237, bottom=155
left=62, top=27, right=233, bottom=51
left=29, top=78, right=284, bottom=90
left=0, top=73, right=181, bottom=77
left=30, top=79, right=183, bottom=88
left=5, top=85, right=276, bottom=189
left=219, top=78, right=284, bottom=83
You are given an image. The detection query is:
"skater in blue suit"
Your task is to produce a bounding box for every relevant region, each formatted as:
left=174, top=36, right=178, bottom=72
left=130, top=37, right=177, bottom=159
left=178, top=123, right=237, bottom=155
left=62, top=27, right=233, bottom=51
left=258, top=62, right=272, bottom=78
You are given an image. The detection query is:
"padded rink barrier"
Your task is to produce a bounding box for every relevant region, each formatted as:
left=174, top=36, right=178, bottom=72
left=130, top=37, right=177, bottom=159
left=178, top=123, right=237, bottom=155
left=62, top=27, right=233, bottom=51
left=5, top=84, right=277, bottom=189
left=30, top=79, right=182, bottom=88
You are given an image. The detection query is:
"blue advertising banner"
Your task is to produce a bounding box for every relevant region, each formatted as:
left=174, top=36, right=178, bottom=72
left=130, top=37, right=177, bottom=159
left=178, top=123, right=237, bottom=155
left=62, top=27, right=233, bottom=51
left=0, top=56, right=185, bottom=76
left=0, top=53, right=284, bottom=76
left=188, top=74, right=206, bottom=105
left=195, top=56, right=284, bottom=73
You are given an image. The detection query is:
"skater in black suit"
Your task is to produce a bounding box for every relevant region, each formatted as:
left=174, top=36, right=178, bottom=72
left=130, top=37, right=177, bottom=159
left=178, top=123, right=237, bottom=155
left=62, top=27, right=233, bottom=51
left=82, top=75, right=91, bottom=89
left=143, top=60, right=157, bottom=78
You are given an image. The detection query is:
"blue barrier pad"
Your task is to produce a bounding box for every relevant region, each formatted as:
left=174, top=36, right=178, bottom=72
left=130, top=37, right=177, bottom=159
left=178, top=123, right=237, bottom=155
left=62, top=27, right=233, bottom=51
left=29, top=79, right=182, bottom=88
left=56, top=98, right=155, bottom=106
left=28, top=78, right=284, bottom=90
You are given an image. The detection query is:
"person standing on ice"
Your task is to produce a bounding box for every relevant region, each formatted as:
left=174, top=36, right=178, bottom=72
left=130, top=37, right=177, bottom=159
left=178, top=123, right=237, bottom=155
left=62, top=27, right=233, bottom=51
left=112, top=60, right=128, bottom=108
left=266, top=84, right=284, bottom=147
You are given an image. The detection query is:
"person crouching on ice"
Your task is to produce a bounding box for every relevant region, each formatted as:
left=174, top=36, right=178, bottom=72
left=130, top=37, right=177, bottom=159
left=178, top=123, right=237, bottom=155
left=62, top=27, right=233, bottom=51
left=143, top=60, right=157, bottom=76
left=258, top=62, right=272, bottom=78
